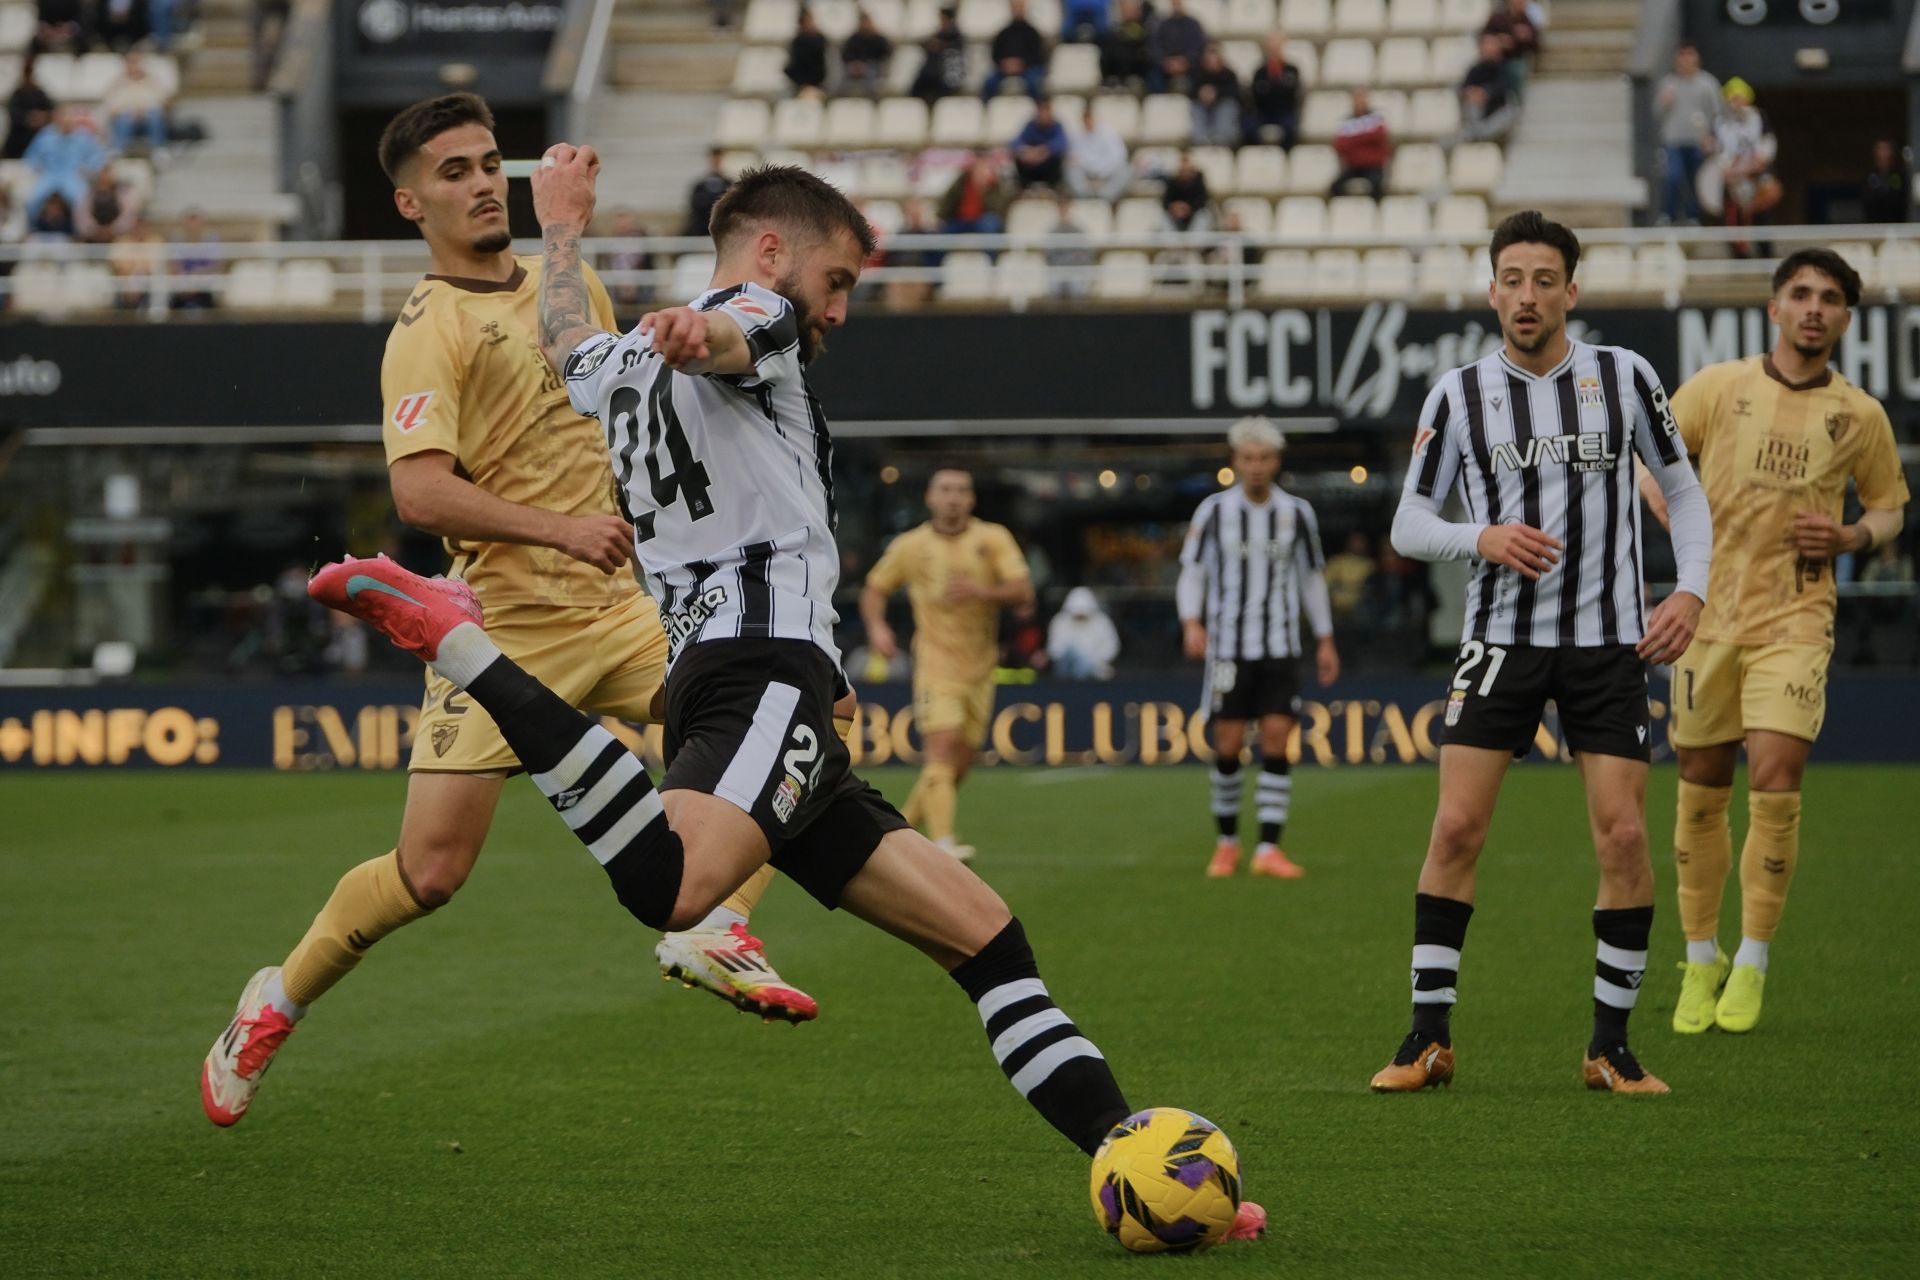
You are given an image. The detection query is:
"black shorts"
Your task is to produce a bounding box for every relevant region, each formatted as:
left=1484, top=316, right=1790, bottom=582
left=1208, top=656, right=1302, bottom=721
left=1439, top=642, right=1650, bottom=761
left=662, top=638, right=908, bottom=908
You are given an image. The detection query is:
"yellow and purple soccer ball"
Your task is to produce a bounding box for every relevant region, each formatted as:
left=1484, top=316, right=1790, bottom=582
left=1088, top=1107, right=1243, bottom=1253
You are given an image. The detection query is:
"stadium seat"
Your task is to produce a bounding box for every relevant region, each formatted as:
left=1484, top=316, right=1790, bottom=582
left=1139, top=94, right=1192, bottom=146
left=811, top=0, right=860, bottom=39
left=772, top=97, right=825, bottom=148
left=1333, top=0, right=1388, bottom=35
left=1006, top=198, right=1059, bottom=239
left=986, top=94, right=1037, bottom=146
left=70, top=51, right=120, bottom=100
left=0, top=54, right=19, bottom=99
left=744, top=0, right=799, bottom=43
left=814, top=157, right=862, bottom=194
left=1363, top=248, right=1416, bottom=296
left=1370, top=89, right=1409, bottom=136
left=1050, top=42, right=1101, bottom=94
left=0, top=6, right=33, bottom=55
left=1049, top=93, right=1087, bottom=127
left=761, top=148, right=813, bottom=171
left=716, top=99, right=771, bottom=151
left=861, top=153, right=912, bottom=199
left=30, top=51, right=74, bottom=99
left=1067, top=198, right=1114, bottom=239
left=1387, top=142, right=1445, bottom=195
left=1288, top=40, right=1321, bottom=86
left=111, top=156, right=155, bottom=207
left=145, top=54, right=180, bottom=99
left=1882, top=239, right=1920, bottom=290
left=930, top=96, right=986, bottom=146
left=225, top=260, right=280, bottom=310
left=282, top=260, right=337, bottom=309
left=1115, top=197, right=1167, bottom=238
left=1192, top=146, right=1237, bottom=195
left=862, top=199, right=906, bottom=236
left=1221, top=40, right=1262, bottom=85
left=1223, top=195, right=1275, bottom=236
left=1276, top=195, right=1329, bottom=241
left=887, top=44, right=926, bottom=95
left=733, top=47, right=788, bottom=97
left=1633, top=244, right=1688, bottom=299
left=1319, top=38, right=1375, bottom=88
left=10, top=260, right=62, bottom=314
left=1449, top=142, right=1504, bottom=194
left=1429, top=36, right=1475, bottom=86
left=1312, top=248, right=1361, bottom=294
left=1402, top=87, right=1459, bottom=140
left=1279, top=0, right=1333, bottom=37
left=1257, top=249, right=1314, bottom=298
left=673, top=254, right=718, bottom=298
left=1184, top=0, right=1226, bottom=29
left=1376, top=37, right=1430, bottom=88
left=825, top=98, right=877, bottom=148
left=1300, top=91, right=1348, bottom=143
left=720, top=149, right=758, bottom=177
left=1578, top=245, right=1634, bottom=297
left=997, top=250, right=1051, bottom=303
left=1221, top=0, right=1276, bottom=37
left=1434, top=194, right=1489, bottom=233
left=875, top=96, right=930, bottom=148
left=1328, top=194, right=1380, bottom=237
left=1388, top=0, right=1441, bottom=33
left=1441, top=0, right=1485, bottom=30
left=1827, top=242, right=1876, bottom=281
left=863, top=0, right=906, bottom=38
left=1418, top=244, right=1474, bottom=297
left=1235, top=146, right=1289, bottom=196
left=1091, top=94, right=1141, bottom=145
left=1094, top=250, right=1154, bottom=299
left=1133, top=144, right=1179, bottom=180
left=899, top=0, right=941, bottom=40
left=1378, top=193, right=1431, bottom=237
left=941, top=250, right=995, bottom=300
left=1287, top=144, right=1339, bottom=193
left=957, top=0, right=1009, bottom=40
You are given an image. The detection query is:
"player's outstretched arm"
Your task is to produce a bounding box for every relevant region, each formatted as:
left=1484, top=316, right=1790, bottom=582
left=532, top=142, right=613, bottom=373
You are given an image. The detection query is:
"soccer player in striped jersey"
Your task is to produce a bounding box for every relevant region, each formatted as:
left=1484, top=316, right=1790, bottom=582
left=1645, top=249, right=1908, bottom=1035
left=1177, top=418, right=1340, bottom=879
left=1369, top=211, right=1715, bottom=1096
left=310, top=151, right=1263, bottom=1237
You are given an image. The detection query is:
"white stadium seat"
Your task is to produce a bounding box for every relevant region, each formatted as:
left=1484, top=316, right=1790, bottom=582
left=1300, top=90, right=1349, bottom=143
left=825, top=97, right=877, bottom=148
left=1633, top=244, right=1689, bottom=296
left=1183, top=0, right=1226, bottom=30
left=1333, top=0, right=1388, bottom=35
left=1417, top=244, right=1473, bottom=297
left=1578, top=245, right=1635, bottom=297
left=715, top=99, right=770, bottom=151
left=1192, top=146, right=1237, bottom=195
left=1370, top=90, right=1409, bottom=137
left=941, top=250, right=995, bottom=299
left=1883, top=239, right=1920, bottom=290
left=1441, top=0, right=1486, bottom=31
left=1388, top=142, right=1446, bottom=195
left=1280, top=0, right=1333, bottom=38
left=282, top=260, right=337, bottom=309
left=0, top=5, right=35, bottom=55
left=1388, top=0, right=1441, bottom=33
left=1114, top=197, right=1167, bottom=237
left=1378, top=193, right=1431, bottom=237
left=1006, top=198, right=1059, bottom=239
left=1312, top=247, right=1361, bottom=294
left=1235, top=146, right=1289, bottom=196
left=1319, top=38, right=1375, bottom=88
left=1429, top=36, right=1475, bottom=86
left=743, top=0, right=799, bottom=43
left=0, top=54, right=20, bottom=99
left=1328, top=194, right=1380, bottom=237
left=733, top=47, right=787, bottom=97
left=1449, top=142, right=1505, bottom=194
left=862, top=199, right=905, bottom=235
left=956, top=0, right=1009, bottom=41
left=1139, top=94, right=1192, bottom=146
left=1221, top=0, right=1276, bottom=37
left=1091, top=94, right=1141, bottom=145
left=887, top=44, right=926, bottom=96
left=1050, top=42, right=1101, bottom=94
left=1402, top=87, right=1459, bottom=140
left=1068, top=198, right=1114, bottom=239
left=1288, top=40, right=1320, bottom=86
left=1094, top=250, right=1154, bottom=299
left=811, top=0, right=859, bottom=39
left=1376, top=37, right=1430, bottom=88
left=863, top=0, right=906, bottom=38
left=1257, top=249, right=1313, bottom=298
left=899, top=0, right=941, bottom=40
left=1223, top=195, right=1275, bottom=235
left=1363, top=248, right=1416, bottom=296
left=985, top=94, right=1037, bottom=147
left=772, top=97, right=825, bottom=148
left=1287, top=144, right=1339, bottom=193
left=11, top=260, right=64, bottom=314
left=997, top=250, right=1051, bottom=303
left=1221, top=40, right=1262, bottom=85
left=225, top=260, right=280, bottom=310
left=1276, top=195, right=1329, bottom=241
left=1434, top=194, right=1490, bottom=234
left=875, top=97, right=930, bottom=148
left=861, top=153, right=912, bottom=199
left=930, top=96, right=986, bottom=147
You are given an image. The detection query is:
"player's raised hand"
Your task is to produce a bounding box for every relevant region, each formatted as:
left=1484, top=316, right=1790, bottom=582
left=1637, top=590, right=1702, bottom=665
left=531, top=142, right=600, bottom=231
left=1182, top=619, right=1208, bottom=661
left=637, top=307, right=714, bottom=370
left=1792, top=511, right=1854, bottom=561
left=554, top=512, right=634, bottom=574
left=1476, top=522, right=1563, bottom=580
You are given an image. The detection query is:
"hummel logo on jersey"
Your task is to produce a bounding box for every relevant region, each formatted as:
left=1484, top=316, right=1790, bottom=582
left=553, top=785, right=587, bottom=811
left=391, top=391, right=435, bottom=433
left=1490, top=432, right=1619, bottom=474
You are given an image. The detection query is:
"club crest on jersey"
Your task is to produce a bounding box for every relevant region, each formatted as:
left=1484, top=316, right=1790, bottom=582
left=1825, top=411, right=1852, bottom=442
left=431, top=722, right=459, bottom=757
left=1576, top=376, right=1604, bottom=409
left=771, top=776, right=802, bottom=824
left=391, top=391, right=435, bottom=433
left=1445, top=689, right=1465, bottom=726
left=1490, top=432, right=1618, bottom=473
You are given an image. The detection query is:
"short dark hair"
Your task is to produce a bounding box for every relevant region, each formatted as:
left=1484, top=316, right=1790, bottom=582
left=1489, top=209, right=1581, bottom=279
left=1772, top=248, right=1861, bottom=307
left=708, top=164, right=877, bottom=258
left=378, top=93, right=495, bottom=185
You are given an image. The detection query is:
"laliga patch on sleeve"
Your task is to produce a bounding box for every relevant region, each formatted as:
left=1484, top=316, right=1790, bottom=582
left=1412, top=426, right=1435, bottom=456
left=391, top=390, right=435, bottom=433
left=725, top=294, right=770, bottom=318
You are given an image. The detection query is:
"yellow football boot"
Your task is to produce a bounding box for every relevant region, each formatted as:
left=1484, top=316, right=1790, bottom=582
left=1671, top=949, right=1730, bottom=1035
left=1714, top=964, right=1766, bottom=1033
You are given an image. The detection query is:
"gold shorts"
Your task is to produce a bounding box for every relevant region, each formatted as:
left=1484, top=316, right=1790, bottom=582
left=913, top=677, right=996, bottom=748
left=1668, top=639, right=1832, bottom=749
left=409, top=591, right=668, bottom=773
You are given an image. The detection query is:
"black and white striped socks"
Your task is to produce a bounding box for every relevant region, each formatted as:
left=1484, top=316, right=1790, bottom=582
left=1209, top=760, right=1241, bottom=838
left=1410, top=892, right=1473, bottom=1044
left=1255, top=757, right=1291, bottom=847
left=1591, top=906, right=1653, bottom=1052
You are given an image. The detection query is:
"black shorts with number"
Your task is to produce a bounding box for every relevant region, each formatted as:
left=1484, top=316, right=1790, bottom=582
left=1208, top=656, right=1302, bottom=720
left=1440, top=642, right=1651, bottom=761
left=662, top=638, right=908, bottom=908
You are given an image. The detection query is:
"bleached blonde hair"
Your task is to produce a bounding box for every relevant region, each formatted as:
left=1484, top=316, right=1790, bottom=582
left=1227, top=416, right=1285, bottom=453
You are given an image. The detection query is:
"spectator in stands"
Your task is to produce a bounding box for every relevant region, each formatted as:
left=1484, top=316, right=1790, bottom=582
left=984, top=0, right=1048, bottom=100
left=148, top=0, right=177, bottom=50
left=840, top=11, right=893, bottom=97
left=1323, top=532, right=1376, bottom=621
left=1067, top=101, right=1131, bottom=201
left=252, top=0, right=290, bottom=91
left=885, top=198, right=939, bottom=307
left=1482, top=0, right=1542, bottom=92
left=911, top=9, right=968, bottom=103
left=108, top=214, right=165, bottom=309
left=1247, top=31, right=1302, bottom=149
left=1654, top=41, right=1718, bottom=225
left=1862, top=139, right=1910, bottom=223
left=939, top=153, right=1013, bottom=234
left=23, top=106, right=107, bottom=220
left=601, top=210, right=654, bottom=311
left=1459, top=31, right=1517, bottom=143
left=4, top=59, right=55, bottom=162
left=32, top=0, right=91, bottom=53
left=1045, top=196, right=1093, bottom=298
left=97, top=0, right=151, bottom=51
left=102, top=51, right=172, bottom=154
left=1011, top=97, right=1069, bottom=189
left=1063, top=0, right=1108, bottom=42
left=785, top=7, right=830, bottom=99
left=1706, top=78, right=1780, bottom=258
left=77, top=165, right=139, bottom=242
left=683, top=148, right=730, bottom=236
left=1100, top=0, right=1151, bottom=89
left=1161, top=147, right=1212, bottom=230
left=27, top=189, right=75, bottom=242
left=1048, top=587, right=1120, bottom=679
left=1190, top=41, right=1241, bottom=147
left=1149, top=0, right=1207, bottom=94
left=170, top=208, right=221, bottom=309
left=711, top=0, right=735, bottom=30
left=1330, top=88, right=1390, bottom=199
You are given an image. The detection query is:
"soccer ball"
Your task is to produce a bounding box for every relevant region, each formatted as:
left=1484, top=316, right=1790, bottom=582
left=1088, top=1107, right=1243, bottom=1253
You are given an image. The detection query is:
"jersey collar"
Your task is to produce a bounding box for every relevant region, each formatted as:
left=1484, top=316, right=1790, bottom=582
left=423, top=263, right=528, bottom=294
left=1496, top=341, right=1577, bottom=384
left=1762, top=354, right=1834, bottom=391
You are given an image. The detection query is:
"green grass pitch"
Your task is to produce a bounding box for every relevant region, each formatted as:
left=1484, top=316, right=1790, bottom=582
left=1, top=765, right=1915, bottom=1277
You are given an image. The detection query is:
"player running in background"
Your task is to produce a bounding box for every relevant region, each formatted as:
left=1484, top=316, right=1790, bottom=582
left=1177, top=418, right=1339, bottom=879
left=1645, top=249, right=1909, bottom=1035
left=859, top=469, right=1034, bottom=863
left=200, top=95, right=814, bottom=1130
left=1370, top=211, right=1714, bottom=1096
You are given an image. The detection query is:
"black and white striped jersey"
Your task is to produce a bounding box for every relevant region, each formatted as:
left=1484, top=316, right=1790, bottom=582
left=1176, top=486, right=1333, bottom=661
left=563, top=282, right=840, bottom=670
left=1396, top=341, right=1707, bottom=648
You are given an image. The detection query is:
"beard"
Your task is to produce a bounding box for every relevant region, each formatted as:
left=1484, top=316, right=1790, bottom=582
left=471, top=229, right=512, bottom=255
left=775, top=271, right=824, bottom=364
left=1792, top=336, right=1834, bottom=362
left=1507, top=318, right=1557, bottom=354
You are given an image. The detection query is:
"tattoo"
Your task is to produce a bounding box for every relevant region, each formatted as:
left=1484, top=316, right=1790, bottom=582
left=538, top=222, right=603, bottom=368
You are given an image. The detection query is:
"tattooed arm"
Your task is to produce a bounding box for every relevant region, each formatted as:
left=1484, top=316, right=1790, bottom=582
left=531, top=143, right=612, bottom=373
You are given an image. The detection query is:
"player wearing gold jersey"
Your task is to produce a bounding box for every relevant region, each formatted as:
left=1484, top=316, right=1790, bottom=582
left=201, top=95, right=812, bottom=1128
left=860, top=470, right=1034, bottom=862
left=1646, top=249, right=1909, bottom=1035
